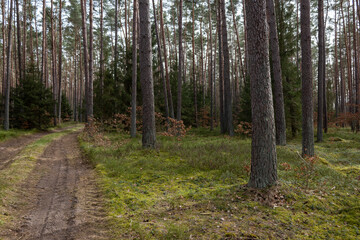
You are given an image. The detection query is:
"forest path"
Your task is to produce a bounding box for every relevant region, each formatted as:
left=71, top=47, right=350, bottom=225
left=0, top=126, right=74, bottom=170
left=1, top=129, right=111, bottom=239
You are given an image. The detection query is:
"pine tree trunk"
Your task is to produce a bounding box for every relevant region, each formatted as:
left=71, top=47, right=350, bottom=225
left=88, top=0, right=94, bottom=119
left=208, top=0, right=213, bottom=130
left=2, top=0, right=6, bottom=100
left=22, top=0, right=26, bottom=78
left=74, top=38, right=78, bottom=122
left=245, top=0, right=277, bottom=188
left=100, top=0, right=104, bottom=103
left=131, top=0, right=138, bottom=138
left=340, top=33, right=346, bottom=116
left=114, top=0, right=118, bottom=83
left=41, top=0, right=46, bottom=86
left=80, top=0, right=89, bottom=122
left=341, top=1, right=353, bottom=126
left=300, top=0, right=315, bottom=156
left=353, top=0, right=359, bottom=130
left=139, top=0, right=156, bottom=148
left=266, top=0, right=286, bottom=145
left=334, top=5, right=339, bottom=118
left=317, top=0, right=324, bottom=142
left=152, top=0, right=169, bottom=122
left=192, top=0, right=198, bottom=127
left=160, top=0, right=174, bottom=119
left=15, top=0, right=22, bottom=82
left=51, top=0, right=57, bottom=126
left=177, top=0, right=183, bottom=121
left=230, top=0, right=245, bottom=81
left=34, top=2, right=40, bottom=73
left=220, top=0, right=234, bottom=136
left=4, top=0, right=13, bottom=130
left=58, top=0, right=63, bottom=124
left=217, top=1, right=224, bottom=133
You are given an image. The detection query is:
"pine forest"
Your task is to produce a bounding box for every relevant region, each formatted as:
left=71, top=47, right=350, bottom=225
left=0, top=0, right=359, bottom=239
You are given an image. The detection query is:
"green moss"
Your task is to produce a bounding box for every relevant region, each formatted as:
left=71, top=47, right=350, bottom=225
left=80, top=127, right=360, bottom=239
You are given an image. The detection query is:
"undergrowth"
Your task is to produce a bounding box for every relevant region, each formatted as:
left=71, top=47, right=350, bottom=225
left=80, top=127, right=360, bottom=239
left=0, top=129, right=37, bottom=142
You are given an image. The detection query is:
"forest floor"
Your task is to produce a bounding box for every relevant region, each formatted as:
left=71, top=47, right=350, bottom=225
left=0, top=125, right=359, bottom=239
left=80, top=127, right=360, bottom=240
left=0, top=124, right=111, bottom=239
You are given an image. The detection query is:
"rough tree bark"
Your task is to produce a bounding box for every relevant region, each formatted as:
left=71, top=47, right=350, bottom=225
left=207, top=0, right=213, bottom=130
left=217, top=1, right=224, bottom=133
left=192, top=0, right=198, bottom=127
left=15, top=0, right=22, bottom=82
left=58, top=0, right=63, bottom=124
left=41, top=0, right=46, bottom=86
left=266, top=0, right=286, bottom=145
left=131, top=0, right=138, bottom=138
left=51, top=0, right=57, bottom=126
left=80, top=0, right=89, bottom=122
left=177, top=0, right=183, bottom=121
left=245, top=0, right=277, bottom=188
left=334, top=5, right=339, bottom=118
left=88, top=0, right=94, bottom=118
left=300, top=0, right=315, bottom=156
left=139, top=0, right=156, bottom=148
left=4, top=0, right=13, bottom=130
left=100, top=0, right=104, bottom=104
left=220, top=0, right=234, bottom=136
left=317, top=0, right=325, bottom=142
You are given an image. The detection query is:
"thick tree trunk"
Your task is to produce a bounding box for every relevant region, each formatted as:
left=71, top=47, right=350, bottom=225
left=88, top=0, right=94, bottom=118
left=245, top=0, right=277, bottom=188
left=131, top=0, right=138, bottom=138
left=300, top=0, right=314, bottom=156
left=217, top=2, right=224, bottom=133
left=266, top=0, right=286, bottom=145
left=4, top=0, right=13, bottom=130
left=139, top=0, right=156, bottom=148
left=177, top=0, right=183, bottom=121
left=317, top=0, right=324, bottom=142
left=220, top=0, right=234, bottom=136
left=353, top=0, right=359, bottom=130
left=80, top=0, right=89, bottom=122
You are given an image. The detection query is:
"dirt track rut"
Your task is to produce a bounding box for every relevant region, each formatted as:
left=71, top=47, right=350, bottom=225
left=3, top=131, right=110, bottom=239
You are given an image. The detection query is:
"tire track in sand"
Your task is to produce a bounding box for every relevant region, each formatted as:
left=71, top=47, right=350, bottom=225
left=4, top=131, right=110, bottom=240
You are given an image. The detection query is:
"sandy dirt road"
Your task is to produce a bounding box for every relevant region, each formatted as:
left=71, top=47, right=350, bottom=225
left=1, top=130, right=111, bottom=239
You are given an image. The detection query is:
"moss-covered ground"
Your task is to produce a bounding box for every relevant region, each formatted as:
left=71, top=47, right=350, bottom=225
left=80, top=128, right=360, bottom=239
